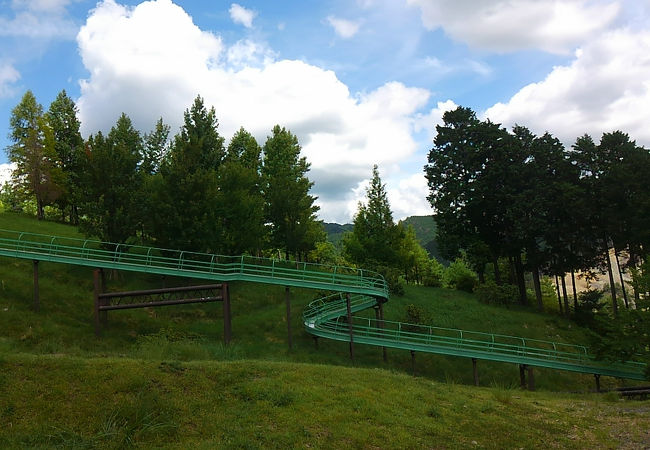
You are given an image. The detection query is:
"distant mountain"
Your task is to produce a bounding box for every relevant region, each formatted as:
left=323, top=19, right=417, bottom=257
left=323, top=222, right=353, bottom=247
left=399, top=215, right=446, bottom=264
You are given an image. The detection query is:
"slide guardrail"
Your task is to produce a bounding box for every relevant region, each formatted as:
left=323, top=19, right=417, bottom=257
left=0, top=228, right=645, bottom=381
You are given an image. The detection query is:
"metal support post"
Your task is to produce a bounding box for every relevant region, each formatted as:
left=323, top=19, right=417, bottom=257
left=32, top=260, right=39, bottom=312
left=519, top=364, right=527, bottom=389
left=223, top=283, right=231, bottom=344
left=346, top=293, right=354, bottom=362
left=285, top=286, right=292, bottom=351
left=313, top=336, right=319, bottom=349
left=594, top=374, right=601, bottom=393
left=472, top=358, right=479, bottom=386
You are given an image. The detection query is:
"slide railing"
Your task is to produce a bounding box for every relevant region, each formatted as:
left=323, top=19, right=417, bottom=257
left=0, top=229, right=645, bottom=381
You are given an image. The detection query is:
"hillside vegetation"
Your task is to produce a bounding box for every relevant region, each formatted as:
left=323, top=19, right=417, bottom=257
left=1, top=212, right=649, bottom=448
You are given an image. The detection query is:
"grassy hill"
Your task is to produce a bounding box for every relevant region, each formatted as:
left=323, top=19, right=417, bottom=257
left=1, top=212, right=648, bottom=448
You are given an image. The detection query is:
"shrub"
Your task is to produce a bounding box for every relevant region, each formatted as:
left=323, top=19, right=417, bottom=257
left=404, top=303, right=430, bottom=325
left=443, top=259, right=478, bottom=292
left=422, top=257, right=444, bottom=287
left=474, top=281, right=518, bottom=305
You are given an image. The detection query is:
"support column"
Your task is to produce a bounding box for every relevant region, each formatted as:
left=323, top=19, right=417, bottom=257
left=378, top=300, right=387, bottom=363
left=285, top=286, right=292, bottom=351
left=313, top=336, right=319, bottom=349
left=519, top=364, right=527, bottom=389
left=33, top=260, right=39, bottom=312
left=527, top=366, right=535, bottom=391
left=411, top=350, right=416, bottom=376
left=99, top=269, right=107, bottom=325
left=346, top=293, right=354, bottom=362
left=222, top=283, right=231, bottom=345
left=472, top=358, right=479, bottom=387
left=594, top=374, right=601, bottom=393
left=93, top=269, right=101, bottom=337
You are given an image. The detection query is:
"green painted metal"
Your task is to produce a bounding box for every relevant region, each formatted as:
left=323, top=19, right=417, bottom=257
left=0, top=229, right=387, bottom=298
left=0, top=229, right=646, bottom=381
left=304, top=294, right=647, bottom=380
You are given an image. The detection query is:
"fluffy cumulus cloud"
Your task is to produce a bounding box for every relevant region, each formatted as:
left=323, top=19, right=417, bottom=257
left=407, top=0, right=620, bottom=54
left=485, top=29, right=650, bottom=148
left=0, top=62, right=20, bottom=98
left=0, top=163, right=15, bottom=186
left=76, top=0, right=431, bottom=222
left=229, top=3, right=256, bottom=28
left=326, top=16, right=362, bottom=39
left=0, top=0, right=78, bottom=38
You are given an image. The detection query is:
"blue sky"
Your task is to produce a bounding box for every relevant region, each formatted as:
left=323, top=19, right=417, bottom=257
left=1, top=0, right=649, bottom=222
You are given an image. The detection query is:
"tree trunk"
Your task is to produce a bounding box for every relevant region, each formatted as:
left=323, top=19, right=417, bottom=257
left=561, top=275, right=570, bottom=316
left=493, top=256, right=501, bottom=285
left=604, top=243, right=618, bottom=317
left=613, top=247, right=629, bottom=308
left=570, top=269, right=578, bottom=310
left=532, top=265, right=543, bottom=311
left=555, top=275, right=563, bottom=315
left=629, top=247, right=640, bottom=303
left=477, top=268, right=485, bottom=284
left=508, top=256, right=516, bottom=285
left=514, top=253, right=527, bottom=305
left=36, top=197, right=44, bottom=220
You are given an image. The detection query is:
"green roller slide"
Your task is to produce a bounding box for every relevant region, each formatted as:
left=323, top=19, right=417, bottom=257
left=0, top=229, right=646, bottom=381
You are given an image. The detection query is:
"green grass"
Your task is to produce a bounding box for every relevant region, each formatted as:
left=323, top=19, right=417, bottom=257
left=1, top=354, right=649, bottom=449
left=1, top=211, right=649, bottom=448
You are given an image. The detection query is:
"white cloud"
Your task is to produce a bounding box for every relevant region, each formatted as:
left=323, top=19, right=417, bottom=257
left=414, top=99, right=458, bottom=141
left=76, top=0, right=431, bottom=223
left=484, top=29, right=650, bottom=148
left=407, top=0, right=621, bottom=54
left=0, top=163, right=15, bottom=186
left=0, top=0, right=77, bottom=38
left=229, top=3, right=256, bottom=28
left=388, top=173, right=432, bottom=221
left=0, top=63, right=20, bottom=98
left=326, top=16, right=362, bottom=39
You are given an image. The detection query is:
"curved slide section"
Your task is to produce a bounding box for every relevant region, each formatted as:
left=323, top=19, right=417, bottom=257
left=0, top=229, right=645, bottom=381
left=303, top=294, right=647, bottom=380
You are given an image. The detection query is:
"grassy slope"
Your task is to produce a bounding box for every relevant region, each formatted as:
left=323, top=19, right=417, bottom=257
left=1, top=212, right=649, bottom=448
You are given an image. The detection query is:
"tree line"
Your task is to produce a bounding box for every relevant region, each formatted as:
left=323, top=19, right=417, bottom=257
left=424, top=106, right=650, bottom=316
left=3, top=90, right=321, bottom=259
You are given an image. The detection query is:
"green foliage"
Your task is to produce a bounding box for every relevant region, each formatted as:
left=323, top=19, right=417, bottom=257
left=421, top=257, right=444, bottom=287
left=140, top=117, right=170, bottom=175
left=404, top=303, right=431, bottom=325
left=474, top=281, right=518, bottom=305
left=443, top=258, right=478, bottom=292
left=79, top=114, right=143, bottom=244
left=147, top=96, right=224, bottom=252
left=262, top=125, right=320, bottom=259
left=6, top=90, right=65, bottom=220
left=47, top=90, right=84, bottom=223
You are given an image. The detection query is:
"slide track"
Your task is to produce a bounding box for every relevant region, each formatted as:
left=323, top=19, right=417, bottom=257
left=0, top=229, right=645, bottom=381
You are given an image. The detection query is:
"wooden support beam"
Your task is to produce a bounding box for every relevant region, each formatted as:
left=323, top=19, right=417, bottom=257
left=346, top=293, right=354, bottom=362
left=223, top=283, right=231, bottom=345
left=93, top=269, right=101, bottom=337
left=527, top=366, right=535, bottom=391
left=378, top=300, right=387, bottom=363
left=32, top=260, right=39, bottom=312
left=285, top=286, right=292, bottom=351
